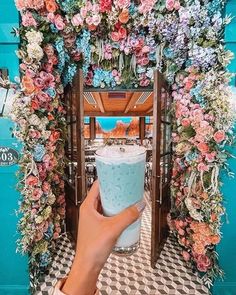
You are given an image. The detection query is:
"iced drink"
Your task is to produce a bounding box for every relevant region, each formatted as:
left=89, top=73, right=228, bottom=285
left=95, top=145, right=146, bottom=255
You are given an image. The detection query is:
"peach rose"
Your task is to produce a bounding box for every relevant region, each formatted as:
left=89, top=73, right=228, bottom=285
left=26, top=175, right=39, bottom=186
left=119, top=8, right=129, bottom=24
left=210, top=235, right=220, bottom=245
left=197, top=163, right=209, bottom=172
left=182, top=250, right=190, bottom=261
left=181, top=118, right=191, bottom=127
left=193, top=243, right=206, bottom=255
left=45, top=0, right=58, bottom=13
left=197, top=142, right=209, bottom=154
left=111, top=31, right=120, bottom=42
left=22, top=75, right=35, bottom=94
left=31, top=99, right=40, bottom=110
left=213, top=130, right=225, bottom=143
left=118, top=26, right=127, bottom=39
left=196, top=255, right=211, bottom=272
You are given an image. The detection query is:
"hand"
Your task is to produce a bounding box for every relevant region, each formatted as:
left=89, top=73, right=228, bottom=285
left=61, top=180, right=145, bottom=295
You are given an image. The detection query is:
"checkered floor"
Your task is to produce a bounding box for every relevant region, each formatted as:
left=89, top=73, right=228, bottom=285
left=35, top=192, right=209, bottom=295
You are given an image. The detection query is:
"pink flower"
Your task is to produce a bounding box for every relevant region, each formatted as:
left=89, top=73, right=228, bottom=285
left=47, top=12, right=55, bottom=22
left=140, top=79, right=150, bottom=87
left=115, top=0, right=130, bottom=9
left=53, top=232, right=60, bottom=239
left=197, top=163, right=209, bottom=172
left=118, top=27, right=127, bottom=39
left=99, top=0, right=112, bottom=12
left=181, top=118, right=191, bottom=127
left=54, top=15, right=65, bottom=30
left=182, top=251, right=190, bottom=261
left=197, top=142, right=209, bottom=154
left=112, top=69, right=118, bottom=77
left=139, top=57, right=149, bottom=66
left=15, top=0, right=44, bottom=10
left=34, top=78, right=45, bottom=89
left=31, top=208, right=38, bottom=216
left=26, top=175, right=39, bottom=186
left=57, top=195, right=65, bottom=205
left=142, top=46, right=150, bottom=54
left=32, top=188, right=43, bottom=200
left=29, top=130, right=41, bottom=139
left=166, top=0, right=175, bottom=11
left=196, top=255, right=211, bottom=272
left=42, top=181, right=51, bottom=193
left=22, top=11, right=37, bottom=27
left=86, top=16, right=93, bottom=26
left=49, top=130, right=60, bottom=142
left=178, top=228, right=185, bottom=236
left=213, top=130, right=225, bottom=143
left=205, top=152, right=216, bottom=162
left=111, top=32, right=120, bottom=42
left=92, top=14, right=101, bottom=26
left=174, top=0, right=180, bottom=10
left=44, top=44, right=55, bottom=57
left=80, top=7, right=88, bottom=18
left=71, top=13, right=83, bottom=26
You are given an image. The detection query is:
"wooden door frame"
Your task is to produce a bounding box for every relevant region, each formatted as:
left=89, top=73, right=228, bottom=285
left=151, top=70, right=172, bottom=268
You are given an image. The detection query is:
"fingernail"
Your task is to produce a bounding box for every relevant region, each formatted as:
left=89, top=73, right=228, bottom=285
left=135, top=200, right=146, bottom=214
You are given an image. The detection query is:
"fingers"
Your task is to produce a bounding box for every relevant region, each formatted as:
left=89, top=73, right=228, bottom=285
left=84, top=180, right=100, bottom=208
left=110, top=200, right=146, bottom=235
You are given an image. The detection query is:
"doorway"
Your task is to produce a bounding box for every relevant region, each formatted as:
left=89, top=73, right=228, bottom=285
left=63, top=70, right=172, bottom=268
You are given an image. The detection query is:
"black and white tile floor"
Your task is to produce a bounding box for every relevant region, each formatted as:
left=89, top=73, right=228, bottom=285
left=35, top=193, right=210, bottom=295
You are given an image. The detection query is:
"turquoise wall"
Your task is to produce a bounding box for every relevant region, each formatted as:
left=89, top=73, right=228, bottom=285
left=0, top=1, right=29, bottom=294
left=0, top=0, right=19, bottom=81
left=212, top=1, right=236, bottom=294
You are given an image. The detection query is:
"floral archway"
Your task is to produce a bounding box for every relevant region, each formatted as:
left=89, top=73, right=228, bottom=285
left=13, top=0, right=234, bottom=289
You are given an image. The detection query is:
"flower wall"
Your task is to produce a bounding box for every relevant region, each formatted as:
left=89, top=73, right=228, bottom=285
left=13, top=0, right=234, bottom=288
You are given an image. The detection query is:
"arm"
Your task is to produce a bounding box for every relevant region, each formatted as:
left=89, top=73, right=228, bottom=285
left=55, top=181, right=145, bottom=295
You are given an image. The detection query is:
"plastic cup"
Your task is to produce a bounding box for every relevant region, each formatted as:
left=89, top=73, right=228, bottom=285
left=95, top=145, right=146, bottom=255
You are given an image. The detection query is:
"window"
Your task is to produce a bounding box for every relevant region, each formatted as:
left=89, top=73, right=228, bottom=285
left=145, top=116, right=153, bottom=138
left=96, top=117, right=139, bottom=138
left=84, top=116, right=90, bottom=139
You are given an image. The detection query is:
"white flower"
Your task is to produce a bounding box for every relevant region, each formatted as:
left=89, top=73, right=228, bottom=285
left=41, top=130, right=51, bottom=140
left=184, top=198, right=203, bottom=221
left=47, top=192, right=56, bottom=205
left=28, top=114, right=41, bottom=126
left=27, top=43, right=44, bottom=61
left=25, top=30, right=43, bottom=44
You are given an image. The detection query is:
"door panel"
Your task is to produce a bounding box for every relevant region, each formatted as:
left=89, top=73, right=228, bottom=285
left=64, top=69, right=86, bottom=242
left=151, top=71, right=172, bottom=268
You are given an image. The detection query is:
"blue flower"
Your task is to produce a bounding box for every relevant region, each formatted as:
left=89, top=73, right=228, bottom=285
left=92, top=68, right=115, bottom=88
left=76, top=30, right=91, bottom=76
left=44, top=223, right=54, bottom=240
left=63, top=63, right=77, bottom=86
left=45, top=87, right=56, bottom=98
left=50, top=24, right=58, bottom=33
left=185, top=151, right=198, bottom=162
left=39, top=251, right=51, bottom=268
left=33, top=144, right=46, bottom=162
left=163, top=48, right=175, bottom=59
left=55, top=38, right=66, bottom=74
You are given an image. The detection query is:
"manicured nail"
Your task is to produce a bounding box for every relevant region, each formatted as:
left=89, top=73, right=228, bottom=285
left=135, top=200, right=146, bottom=214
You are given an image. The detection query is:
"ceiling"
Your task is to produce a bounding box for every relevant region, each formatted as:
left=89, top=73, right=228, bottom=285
left=83, top=91, right=153, bottom=117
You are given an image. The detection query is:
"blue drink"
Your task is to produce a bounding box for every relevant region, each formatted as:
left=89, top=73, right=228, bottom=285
left=95, top=145, right=146, bottom=255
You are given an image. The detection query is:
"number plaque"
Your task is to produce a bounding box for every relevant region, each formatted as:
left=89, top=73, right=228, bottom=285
left=0, top=147, right=19, bottom=166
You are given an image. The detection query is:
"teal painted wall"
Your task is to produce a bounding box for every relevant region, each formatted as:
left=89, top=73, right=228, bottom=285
left=0, top=1, right=29, bottom=294
left=213, top=0, right=236, bottom=294
left=0, top=0, right=19, bottom=81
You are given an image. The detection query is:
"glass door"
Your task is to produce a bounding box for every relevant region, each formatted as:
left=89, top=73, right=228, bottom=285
left=64, top=69, right=86, bottom=242
left=151, top=70, right=172, bottom=267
